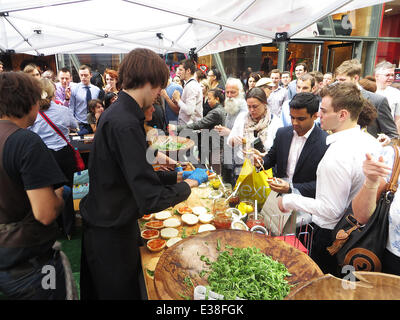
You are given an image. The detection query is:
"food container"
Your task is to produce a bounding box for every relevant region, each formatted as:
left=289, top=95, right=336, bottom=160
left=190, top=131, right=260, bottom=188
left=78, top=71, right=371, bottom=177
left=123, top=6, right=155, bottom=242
left=209, top=190, right=223, bottom=200
left=231, top=220, right=249, bottom=231
left=209, top=179, right=221, bottom=190
left=212, top=198, right=229, bottom=215
left=214, top=211, right=233, bottom=229
left=246, top=212, right=266, bottom=230
left=250, top=225, right=268, bottom=235
left=228, top=194, right=240, bottom=208
left=226, top=208, right=242, bottom=221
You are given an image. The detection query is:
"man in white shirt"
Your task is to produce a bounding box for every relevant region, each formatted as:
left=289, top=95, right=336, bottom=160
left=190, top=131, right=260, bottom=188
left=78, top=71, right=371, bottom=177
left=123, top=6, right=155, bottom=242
left=374, top=60, right=400, bottom=130
left=267, top=69, right=288, bottom=117
left=277, top=82, right=382, bottom=275
left=172, top=59, right=203, bottom=125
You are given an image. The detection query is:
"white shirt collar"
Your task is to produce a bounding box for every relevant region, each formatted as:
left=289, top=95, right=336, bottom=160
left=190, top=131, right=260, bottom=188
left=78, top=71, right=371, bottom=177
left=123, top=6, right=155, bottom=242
left=326, top=125, right=361, bottom=145
left=293, top=123, right=315, bottom=139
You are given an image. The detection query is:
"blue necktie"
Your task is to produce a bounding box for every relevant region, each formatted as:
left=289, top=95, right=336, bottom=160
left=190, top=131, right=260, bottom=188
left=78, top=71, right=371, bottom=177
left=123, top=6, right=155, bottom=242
left=85, top=86, right=92, bottom=111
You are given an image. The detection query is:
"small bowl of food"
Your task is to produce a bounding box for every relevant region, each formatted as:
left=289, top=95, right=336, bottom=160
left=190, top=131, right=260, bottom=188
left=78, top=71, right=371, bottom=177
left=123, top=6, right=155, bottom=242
left=209, top=179, right=221, bottom=190
left=226, top=208, right=242, bottom=221
left=231, top=220, right=249, bottom=231
left=209, top=190, right=223, bottom=200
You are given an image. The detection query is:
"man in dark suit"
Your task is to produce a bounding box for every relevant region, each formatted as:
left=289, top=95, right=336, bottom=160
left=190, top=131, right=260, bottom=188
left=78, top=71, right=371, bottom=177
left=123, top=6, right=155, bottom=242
left=335, top=59, right=398, bottom=140
left=255, top=92, right=328, bottom=198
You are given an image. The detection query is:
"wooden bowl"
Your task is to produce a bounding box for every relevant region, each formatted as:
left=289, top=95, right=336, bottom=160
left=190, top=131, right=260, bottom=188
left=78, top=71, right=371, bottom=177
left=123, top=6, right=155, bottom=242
left=287, top=271, right=400, bottom=300
left=154, top=229, right=323, bottom=300
left=152, top=136, right=195, bottom=154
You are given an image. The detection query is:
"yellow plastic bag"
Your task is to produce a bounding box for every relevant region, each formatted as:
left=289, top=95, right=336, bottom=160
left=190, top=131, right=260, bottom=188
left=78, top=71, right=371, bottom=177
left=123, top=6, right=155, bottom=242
left=234, top=158, right=273, bottom=206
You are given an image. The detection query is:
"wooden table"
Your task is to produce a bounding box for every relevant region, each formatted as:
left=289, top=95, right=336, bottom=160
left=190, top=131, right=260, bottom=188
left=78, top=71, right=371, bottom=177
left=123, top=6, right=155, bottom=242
left=70, top=134, right=94, bottom=154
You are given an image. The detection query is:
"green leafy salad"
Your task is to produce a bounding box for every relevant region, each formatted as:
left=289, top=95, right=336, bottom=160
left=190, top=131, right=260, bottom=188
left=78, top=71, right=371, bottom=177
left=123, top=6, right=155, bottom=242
left=200, top=244, right=292, bottom=300
left=153, top=141, right=186, bottom=151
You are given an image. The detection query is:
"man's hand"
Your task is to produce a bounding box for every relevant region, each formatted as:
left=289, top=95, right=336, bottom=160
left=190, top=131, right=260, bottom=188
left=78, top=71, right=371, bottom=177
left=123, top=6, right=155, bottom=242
left=168, top=124, right=177, bottom=132
left=363, top=153, right=391, bottom=188
left=230, top=136, right=244, bottom=147
left=172, top=90, right=181, bottom=103
left=65, top=87, right=71, bottom=100
left=268, top=178, right=290, bottom=194
left=214, top=125, right=231, bottom=137
left=160, top=89, right=168, bottom=99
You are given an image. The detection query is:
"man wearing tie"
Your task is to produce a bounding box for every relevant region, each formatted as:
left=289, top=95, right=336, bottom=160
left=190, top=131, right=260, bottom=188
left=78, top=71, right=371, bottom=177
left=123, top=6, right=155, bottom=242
left=69, top=65, right=100, bottom=135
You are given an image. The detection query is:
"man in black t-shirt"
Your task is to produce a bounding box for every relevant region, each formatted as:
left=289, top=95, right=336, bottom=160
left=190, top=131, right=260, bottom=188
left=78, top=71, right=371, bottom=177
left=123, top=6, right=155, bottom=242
left=0, top=72, right=67, bottom=300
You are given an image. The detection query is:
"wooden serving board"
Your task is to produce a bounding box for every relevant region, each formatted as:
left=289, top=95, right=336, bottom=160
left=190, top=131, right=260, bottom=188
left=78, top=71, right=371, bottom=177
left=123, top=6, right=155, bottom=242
left=287, top=271, right=400, bottom=300
left=153, top=229, right=323, bottom=300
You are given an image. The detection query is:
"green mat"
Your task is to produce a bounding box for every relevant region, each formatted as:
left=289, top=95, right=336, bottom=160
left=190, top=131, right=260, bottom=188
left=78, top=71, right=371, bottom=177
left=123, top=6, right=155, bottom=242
left=58, top=226, right=82, bottom=299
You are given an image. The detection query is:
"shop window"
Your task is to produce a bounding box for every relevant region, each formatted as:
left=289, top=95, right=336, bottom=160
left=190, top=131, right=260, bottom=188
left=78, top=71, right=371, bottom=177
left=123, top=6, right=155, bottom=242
left=331, top=7, right=373, bottom=37
left=380, top=0, right=400, bottom=37
left=376, top=42, right=400, bottom=67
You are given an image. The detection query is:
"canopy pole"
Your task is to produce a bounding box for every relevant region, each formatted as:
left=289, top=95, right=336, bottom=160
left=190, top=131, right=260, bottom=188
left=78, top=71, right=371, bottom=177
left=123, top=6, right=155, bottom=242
left=3, top=16, right=40, bottom=55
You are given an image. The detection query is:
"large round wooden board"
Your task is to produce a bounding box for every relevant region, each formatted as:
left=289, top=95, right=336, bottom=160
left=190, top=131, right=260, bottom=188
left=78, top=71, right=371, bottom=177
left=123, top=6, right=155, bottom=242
left=154, top=229, right=323, bottom=300
left=287, top=271, right=400, bottom=300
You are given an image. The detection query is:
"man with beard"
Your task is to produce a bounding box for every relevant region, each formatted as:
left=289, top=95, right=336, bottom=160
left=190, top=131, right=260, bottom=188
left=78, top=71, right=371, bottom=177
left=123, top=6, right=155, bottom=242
left=214, top=77, right=248, bottom=185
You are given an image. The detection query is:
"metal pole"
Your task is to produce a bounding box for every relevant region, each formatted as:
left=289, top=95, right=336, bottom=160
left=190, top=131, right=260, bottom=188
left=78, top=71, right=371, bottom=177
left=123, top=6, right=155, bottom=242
left=277, top=41, right=287, bottom=72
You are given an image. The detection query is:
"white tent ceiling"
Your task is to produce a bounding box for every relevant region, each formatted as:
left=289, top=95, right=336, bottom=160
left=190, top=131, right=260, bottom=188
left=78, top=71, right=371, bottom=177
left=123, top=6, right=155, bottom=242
left=0, top=0, right=390, bottom=56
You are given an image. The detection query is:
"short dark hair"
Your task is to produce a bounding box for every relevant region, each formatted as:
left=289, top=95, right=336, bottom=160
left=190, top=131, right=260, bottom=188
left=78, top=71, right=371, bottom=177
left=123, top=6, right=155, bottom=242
left=180, top=59, right=196, bottom=75
left=289, top=92, right=320, bottom=115
left=0, top=72, right=42, bottom=118
left=245, top=87, right=267, bottom=104
left=208, top=88, right=225, bottom=104
left=320, top=82, right=364, bottom=121
left=104, top=92, right=117, bottom=109
left=79, top=64, right=92, bottom=73
left=118, top=48, right=169, bottom=90
left=58, top=67, right=71, bottom=75
left=296, top=62, right=308, bottom=72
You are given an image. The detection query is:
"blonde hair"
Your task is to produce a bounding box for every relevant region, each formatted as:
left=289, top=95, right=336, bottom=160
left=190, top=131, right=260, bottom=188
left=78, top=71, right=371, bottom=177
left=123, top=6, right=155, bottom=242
left=39, top=78, right=55, bottom=110
left=335, top=59, right=362, bottom=78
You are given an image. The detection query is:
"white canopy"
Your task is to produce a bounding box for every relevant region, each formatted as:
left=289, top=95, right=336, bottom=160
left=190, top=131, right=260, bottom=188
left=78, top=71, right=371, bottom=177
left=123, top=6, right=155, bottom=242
left=0, top=0, right=389, bottom=56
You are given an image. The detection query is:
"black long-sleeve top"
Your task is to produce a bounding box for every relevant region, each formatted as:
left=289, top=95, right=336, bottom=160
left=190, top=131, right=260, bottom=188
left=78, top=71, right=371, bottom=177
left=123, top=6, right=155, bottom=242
left=80, top=91, right=191, bottom=228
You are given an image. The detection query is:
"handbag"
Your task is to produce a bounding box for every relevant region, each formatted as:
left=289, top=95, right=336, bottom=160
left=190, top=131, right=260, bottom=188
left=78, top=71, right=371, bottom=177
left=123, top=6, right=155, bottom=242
left=327, top=145, right=400, bottom=273
left=39, top=111, right=85, bottom=172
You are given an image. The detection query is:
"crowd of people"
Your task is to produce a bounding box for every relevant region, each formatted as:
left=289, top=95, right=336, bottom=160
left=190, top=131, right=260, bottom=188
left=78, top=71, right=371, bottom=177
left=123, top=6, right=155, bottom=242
left=0, top=52, right=399, bottom=300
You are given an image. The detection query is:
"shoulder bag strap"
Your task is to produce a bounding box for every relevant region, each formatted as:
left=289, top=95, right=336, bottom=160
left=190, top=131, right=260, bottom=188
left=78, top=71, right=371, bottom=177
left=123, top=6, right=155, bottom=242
left=39, top=111, right=74, bottom=149
left=386, top=145, right=400, bottom=194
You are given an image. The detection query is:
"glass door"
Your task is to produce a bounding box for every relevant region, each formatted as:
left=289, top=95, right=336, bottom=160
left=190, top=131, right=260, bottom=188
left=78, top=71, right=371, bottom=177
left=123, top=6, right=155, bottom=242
left=325, top=42, right=353, bottom=73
